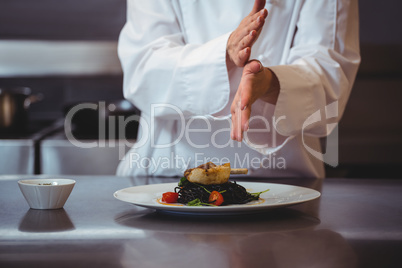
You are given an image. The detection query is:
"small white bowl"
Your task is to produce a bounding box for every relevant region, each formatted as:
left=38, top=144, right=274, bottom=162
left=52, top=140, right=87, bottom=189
left=18, top=178, right=75, bottom=210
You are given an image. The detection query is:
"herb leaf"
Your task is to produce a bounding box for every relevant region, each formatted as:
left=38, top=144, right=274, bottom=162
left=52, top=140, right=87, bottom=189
left=187, top=198, right=202, bottom=206
left=178, top=177, right=188, bottom=187
left=187, top=198, right=217, bottom=207
left=250, top=189, right=270, bottom=198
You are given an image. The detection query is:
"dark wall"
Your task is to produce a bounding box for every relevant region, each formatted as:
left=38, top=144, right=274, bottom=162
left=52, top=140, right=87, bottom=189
left=0, top=0, right=127, bottom=120
left=333, top=0, right=402, bottom=177
left=0, top=0, right=400, bottom=43
left=359, top=0, right=402, bottom=45
left=0, top=0, right=126, bottom=40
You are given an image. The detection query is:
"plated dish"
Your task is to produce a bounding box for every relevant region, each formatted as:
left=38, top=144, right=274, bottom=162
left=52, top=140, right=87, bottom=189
left=114, top=182, right=321, bottom=215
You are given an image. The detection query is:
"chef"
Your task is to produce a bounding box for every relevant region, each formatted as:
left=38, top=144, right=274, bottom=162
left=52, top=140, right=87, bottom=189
left=116, top=0, right=360, bottom=178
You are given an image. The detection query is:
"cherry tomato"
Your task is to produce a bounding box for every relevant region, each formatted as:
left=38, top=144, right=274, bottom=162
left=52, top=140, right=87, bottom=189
left=162, top=192, right=179, bottom=203
left=208, top=191, right=224, bottom=206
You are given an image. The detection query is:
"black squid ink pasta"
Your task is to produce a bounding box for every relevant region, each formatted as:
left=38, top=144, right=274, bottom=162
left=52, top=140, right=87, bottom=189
left=175, top=180, right=260, bottom=205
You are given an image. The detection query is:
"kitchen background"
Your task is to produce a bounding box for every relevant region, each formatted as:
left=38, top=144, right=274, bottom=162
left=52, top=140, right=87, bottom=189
left=0, top=0, right=401, bottom=177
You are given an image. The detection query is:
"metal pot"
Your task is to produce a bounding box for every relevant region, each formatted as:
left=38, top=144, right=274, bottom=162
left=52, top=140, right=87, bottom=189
left=0, top=87, right=43, bottom=133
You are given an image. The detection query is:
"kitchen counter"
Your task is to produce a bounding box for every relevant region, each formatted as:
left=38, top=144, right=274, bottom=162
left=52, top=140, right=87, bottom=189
left=0, top=175, right=401, bottom=268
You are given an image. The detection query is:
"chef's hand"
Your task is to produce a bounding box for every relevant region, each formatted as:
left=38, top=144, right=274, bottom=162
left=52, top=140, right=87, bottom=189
left=230, top=60, right=280, bottom=142
left=226, top=0, right=268, bottom=68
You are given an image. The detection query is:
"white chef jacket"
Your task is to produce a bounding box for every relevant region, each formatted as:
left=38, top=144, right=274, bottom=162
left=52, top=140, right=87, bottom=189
left=116, top=0, right=360, bottom=178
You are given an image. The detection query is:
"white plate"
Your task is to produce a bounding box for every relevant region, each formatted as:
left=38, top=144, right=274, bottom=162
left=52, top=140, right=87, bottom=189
left=114, top=182, right=321, bottom=215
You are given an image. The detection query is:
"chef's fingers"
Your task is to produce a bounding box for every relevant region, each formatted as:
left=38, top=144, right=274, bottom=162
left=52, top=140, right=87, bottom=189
left=230, top=92, right=244, bottom=142
left=230, top=95, right=238, bottom=140
left=241, top=31, right=256, bottom=49
left=241, top=9, right=267, bottom=51
left=238, top=9, right=267, bottom=49
left=254, top=11, right=267, bottom=36
left=246, top=9, right=267, bottom=36
left=235, top=99, right=244, bottom=141
left=230, top=120, right=235, bottom=140
left=238, top=14, right=265, bottom=51
left=238, top=47, right=250, bottom=67
left=231, top=101, right=251, bottom=141
left=250, top=0, right=266, bottom=16
left=230, top=89, right=240, bottom=115
left=239, top=79, right=253, bottom=137
left=249, top=59, right=264, bottom=73
left=240, top=60, right=263, bottom=110
left=227, top=8, right=267, bottom=67
left=241, top=105, right=252, bottom=135
left=231, top=109, right=242, bottom=142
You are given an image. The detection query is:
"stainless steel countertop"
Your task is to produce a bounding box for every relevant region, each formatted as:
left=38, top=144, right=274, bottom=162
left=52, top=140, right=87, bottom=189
left=1, top=175, right=401, bottom=268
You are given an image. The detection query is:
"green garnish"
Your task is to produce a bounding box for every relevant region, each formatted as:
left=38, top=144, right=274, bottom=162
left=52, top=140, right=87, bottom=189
left=250, top=189, right=270, bottom=198
left=195, top=183, right=211, bottom=194
left=187, top=198, right=216, bottom=207
left=178, top=177, right=188, bottom=187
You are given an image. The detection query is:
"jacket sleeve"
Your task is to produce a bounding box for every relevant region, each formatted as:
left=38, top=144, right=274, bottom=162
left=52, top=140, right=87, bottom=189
left=118, top=0, right=231, bottom=119
left=269, top=0, right=360, bottom=138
